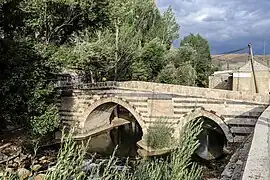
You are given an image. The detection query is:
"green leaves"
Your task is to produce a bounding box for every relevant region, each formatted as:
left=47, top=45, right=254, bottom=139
left=0, top=38, right=59, bottom=136
left=132, top=38, right=166, bottom=81
left=180, top=34, right=212, bottom=87
left=20, top=0, right=110, bottom=44
left=157, top=62, right=197, bottom=86
left=30, top=104, right=59, bottom=136
left=146, top=118, right=175, bottom=149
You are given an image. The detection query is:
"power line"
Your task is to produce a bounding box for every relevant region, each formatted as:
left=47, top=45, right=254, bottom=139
left=211, top=47, right=248, bottom=60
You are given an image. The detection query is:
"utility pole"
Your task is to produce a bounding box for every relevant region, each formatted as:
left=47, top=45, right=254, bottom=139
left=264, top=41, right=266, bottom=63
left=248, top=43, right=258, bottom=93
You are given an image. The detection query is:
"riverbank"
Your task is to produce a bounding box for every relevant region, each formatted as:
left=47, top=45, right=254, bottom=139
left=0, top=129, right=244, bottom=180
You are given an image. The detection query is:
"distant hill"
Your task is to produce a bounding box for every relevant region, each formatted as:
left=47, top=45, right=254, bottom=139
left=211, top=54, right=270, bottom=70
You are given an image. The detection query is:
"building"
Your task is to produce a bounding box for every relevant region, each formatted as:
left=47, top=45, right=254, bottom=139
left=209, top=60, right=270, bottom=94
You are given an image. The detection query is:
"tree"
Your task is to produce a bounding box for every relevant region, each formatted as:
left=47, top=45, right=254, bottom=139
left=159, top=6, right=179, bottom=47
left=157, top=63, right=196, bottom=86
left=176, top=44, right=198, bottom=68
left=20, top=0, right=110, bottom=45
left=131, top=59, right=150, bottom=81
left=132, top=38, right=166, bottom=81
left=142, top=5, right=179, bottom=49
left=0, top=39, right=58, bottom=136
left=180, top=34, right=212, bottom=87
left=0, top=0, right=26, bottom=39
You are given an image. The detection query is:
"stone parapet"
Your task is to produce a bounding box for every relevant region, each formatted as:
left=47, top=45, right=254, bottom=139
left=117, top=81, right=270, bottom=105
left=242, top=105, right=270, bottom=180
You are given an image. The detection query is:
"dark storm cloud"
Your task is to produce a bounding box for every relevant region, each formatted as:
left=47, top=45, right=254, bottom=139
left=157, top=0, right=270, bottom=54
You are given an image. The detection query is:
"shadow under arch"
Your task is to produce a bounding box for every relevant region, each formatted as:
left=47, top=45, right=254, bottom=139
left=178, top=108, right=233, bottom=160
left=81, top=96, right=146, bottom=132
left=80, top=96, right=145, bottom=156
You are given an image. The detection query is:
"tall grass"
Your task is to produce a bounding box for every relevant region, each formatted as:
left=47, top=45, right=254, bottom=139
left=1, top=119, right=202, bottom=180
left=137, top=118, right=203, bottom=180
left=145, top=118, right=175, bottom=149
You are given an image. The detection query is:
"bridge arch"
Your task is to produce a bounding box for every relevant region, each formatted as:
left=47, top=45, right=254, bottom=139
left=178, top=108, right=233, bottom=160
left=78, top=96, right=146, bottom=156
left=81, top=96, right=146, bottom=133
left=179, top=108, right=233, bottom=142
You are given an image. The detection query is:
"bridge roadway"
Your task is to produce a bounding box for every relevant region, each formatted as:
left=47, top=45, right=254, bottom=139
left=57, top=81, right=270, bottom=160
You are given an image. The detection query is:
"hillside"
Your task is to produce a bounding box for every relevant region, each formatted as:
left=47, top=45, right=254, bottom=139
left=211, top=54, right=270, bottom=70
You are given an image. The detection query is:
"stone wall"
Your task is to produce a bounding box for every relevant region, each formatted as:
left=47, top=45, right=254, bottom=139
left=209, top=73, right=233, bottom=90
left=233, top=71, right=270, bottom=94
left=117, top=81, right=270, bottom=104
left=58, top=81, right=269, bottom=143
left=242, top=105, right=270, bottom=179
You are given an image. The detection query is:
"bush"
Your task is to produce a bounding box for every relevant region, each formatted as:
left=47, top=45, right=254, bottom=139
left=30, top=104, right=59, bottom=137
left=0, top=39, right=59, bottom=136
left=140, top=118, right=203, bottom=180
left=145, top=118, right=175, bottom=149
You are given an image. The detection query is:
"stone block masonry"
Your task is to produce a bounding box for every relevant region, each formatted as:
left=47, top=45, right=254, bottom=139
left=242, top=106, right=270, bottom=180
left=57, top=81, right=270, bottom=144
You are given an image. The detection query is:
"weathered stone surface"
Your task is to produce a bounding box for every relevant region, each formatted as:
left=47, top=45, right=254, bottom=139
left=221, top=167, right=233, bottom=177
left=242, top=106, right=270, bottom=180
left=59, top=81, right=268, bottom=148
left=220, top=133, right=253, bottom=180
left=236, top=160, right=243, bottom=165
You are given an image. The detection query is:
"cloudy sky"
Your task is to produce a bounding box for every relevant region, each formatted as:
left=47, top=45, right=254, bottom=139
left=157, top=0, right=270, bottom=54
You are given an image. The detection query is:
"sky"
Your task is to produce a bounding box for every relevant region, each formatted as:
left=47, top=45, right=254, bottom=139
left=156, top=0, right=270, bottom=55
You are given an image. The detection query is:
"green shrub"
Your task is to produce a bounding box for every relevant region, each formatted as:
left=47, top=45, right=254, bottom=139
left=145, top=118, right=175, bottom=149
left=30, top=104, right=59, bottom=137
left=0, top=39, right=59, bottom=136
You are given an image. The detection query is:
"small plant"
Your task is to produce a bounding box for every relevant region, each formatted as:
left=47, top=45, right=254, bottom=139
left=145, top=118, right=175, bottom=149
left=30, top=104, right=59, bottom=137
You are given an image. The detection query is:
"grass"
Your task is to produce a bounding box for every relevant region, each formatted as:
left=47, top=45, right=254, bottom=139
left=145, top=118, right=175, bottom=149
left=0, top=118, right=203, bottom=180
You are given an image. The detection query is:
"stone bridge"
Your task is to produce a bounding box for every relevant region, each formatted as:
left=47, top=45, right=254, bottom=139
left=57, top=81, right=270, bottom=159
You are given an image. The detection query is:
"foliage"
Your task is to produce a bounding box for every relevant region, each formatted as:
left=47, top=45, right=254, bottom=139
left=0, top=38, right=59, bottom=136
left=146, top=118, right=174, bottom=149
left=19, top=0, right=110, bottom=44
left=157, top=62, right=197, bottom=86
left=0, top=0, right=214, bottom=136
left=180, top=34, right=212, bottom=87
left=132, top=38, right=166, bottom=81
left=170, top=119, right=203, bottom=179
left=30, top=104, right=59, bottom=136
left=1, top=117, right=202, bottom=179
left=0, top=0, right=26, bottom=38
left=176, top=44, right=198, bottom=68
left=133, top=159, right=171, bottom=179
left=156, top=47, right=197, bottom=86
left=45, top=131, right=88, bottom=180
left=158, top=6, right=179, bottom=47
